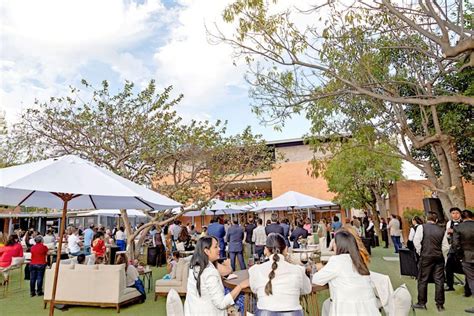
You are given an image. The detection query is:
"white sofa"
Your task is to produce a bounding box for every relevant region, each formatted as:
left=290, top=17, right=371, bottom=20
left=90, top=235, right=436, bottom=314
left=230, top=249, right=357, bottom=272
left=155, top=257, right=190, bottom=300
left=44, top=263, right=141, bottom=312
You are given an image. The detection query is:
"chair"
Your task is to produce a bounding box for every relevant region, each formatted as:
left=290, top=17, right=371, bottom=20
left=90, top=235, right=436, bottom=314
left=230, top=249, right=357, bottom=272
left=1, top=257, right=25, bottom=296
left=166, top=289, right=184, bottom=316
left=155, top=257, right=191, bottom=300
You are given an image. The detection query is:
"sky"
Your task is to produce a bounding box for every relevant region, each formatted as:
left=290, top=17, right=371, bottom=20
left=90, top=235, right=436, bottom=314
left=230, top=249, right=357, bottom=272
left=0, top=0, right=424, bottom=179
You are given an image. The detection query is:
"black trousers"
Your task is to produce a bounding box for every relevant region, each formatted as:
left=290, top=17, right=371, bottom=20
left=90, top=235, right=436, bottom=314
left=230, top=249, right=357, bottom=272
left=417, top=256, right=445, bottom=305
left=462, top=262, right=474, bottom=296
left=445, top=252, right=462, bottom=288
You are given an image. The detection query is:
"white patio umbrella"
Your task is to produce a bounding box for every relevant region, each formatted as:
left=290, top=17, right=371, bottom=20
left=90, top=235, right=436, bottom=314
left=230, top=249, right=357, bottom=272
left=0, top=155, right=181, bottom=316
left=253, top=191, right=336, bottom=212
left=84, top=209, right=148, bottom=218
left=182, top=198, right=244, bottom=217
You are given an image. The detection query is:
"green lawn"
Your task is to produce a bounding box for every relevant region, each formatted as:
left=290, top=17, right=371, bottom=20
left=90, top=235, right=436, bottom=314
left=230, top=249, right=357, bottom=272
left=0, top=247, right=472, bottom=315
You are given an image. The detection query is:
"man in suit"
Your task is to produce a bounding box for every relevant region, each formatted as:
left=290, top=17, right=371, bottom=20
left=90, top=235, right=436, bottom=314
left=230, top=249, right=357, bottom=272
left=244, top=217, right=256, bottom=257
left=226, top=219, right=246, bottom=271
left=207, top=218, right=226, bottom=259
left=290, top=220, right=309, bottom=248
left=413, top=212, right=449, bottom=311
left=444, top=207, right=463, bottom=291
left=452, top=210, right=474, bottom=314
left=265, top=213, right=284, bottom=236
left=280, top=218, right=290, bottom=246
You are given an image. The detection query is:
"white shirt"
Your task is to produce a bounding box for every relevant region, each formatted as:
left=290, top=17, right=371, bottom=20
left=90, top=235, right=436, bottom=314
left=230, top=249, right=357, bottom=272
left=184, top=263, right=234, bottom=316
left=413, top=224, right=449, bottom=256
left=249, top=254, right=311, bottom=312
left=43, top=235, right=55, bottom=244
left=367, top=222, right=374, bottom=232
left=252, top=225, right=267, bottom=246
left=312, top=254, right=380, bottom=316
left=115, top=230, right=126, bottom=241
left=67, top=234, right=81, bottom=253
left=408, top=227, right=416, bottom=241
left=126, top=264, right=140, bottom=287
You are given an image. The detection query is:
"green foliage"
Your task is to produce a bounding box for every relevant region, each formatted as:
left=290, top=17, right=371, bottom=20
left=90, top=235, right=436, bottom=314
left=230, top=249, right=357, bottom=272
left=319, top=133, right=402, bottom=210
left=8, top=80, right=275, bottom=205
left=219, top=0, right=472, bottom=209
left=402, top=208, right=425, bottom=222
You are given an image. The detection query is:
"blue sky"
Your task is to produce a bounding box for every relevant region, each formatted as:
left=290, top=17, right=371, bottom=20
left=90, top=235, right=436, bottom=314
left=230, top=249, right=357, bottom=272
left=0, top=0, right=310, bottom=141
left=0, top=0, right=423, bottom=179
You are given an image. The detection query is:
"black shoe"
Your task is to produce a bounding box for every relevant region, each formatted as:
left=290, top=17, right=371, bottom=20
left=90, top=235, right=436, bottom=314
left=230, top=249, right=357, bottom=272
left=436, top=304, right=445, bottom=311
left=412, top=303, right=427, bottom=310
left=30, top=293, right=36, bottom=297
left=444, top=286, right=455, bottom=291
left=465, top=307, right=474, bottom=313
left=37, top=292, right=44, bottom=296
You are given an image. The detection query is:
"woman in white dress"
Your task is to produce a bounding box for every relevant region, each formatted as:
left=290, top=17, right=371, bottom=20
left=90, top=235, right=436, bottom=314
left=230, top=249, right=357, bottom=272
left=312, top=230, right=380, bottom=316
left=249, top=233, right=312, bottom=316
left=184, top=236, right=249, bottom=316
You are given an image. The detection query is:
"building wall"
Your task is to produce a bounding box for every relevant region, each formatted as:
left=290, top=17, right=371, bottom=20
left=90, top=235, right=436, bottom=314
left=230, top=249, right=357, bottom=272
left=271, top=161, right=335, bottom=201
left=389, top=179, right=474, bottom=239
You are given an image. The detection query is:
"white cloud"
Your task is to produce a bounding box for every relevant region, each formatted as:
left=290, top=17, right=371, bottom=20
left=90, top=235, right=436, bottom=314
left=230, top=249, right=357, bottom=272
left=0, top=0, right=167, bottom=123
left=153, top=0, right=248, bottom=114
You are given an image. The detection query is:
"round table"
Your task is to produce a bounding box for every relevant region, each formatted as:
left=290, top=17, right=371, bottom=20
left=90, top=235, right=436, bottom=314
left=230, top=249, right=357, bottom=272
left=222, top=269, right=328, bottom=316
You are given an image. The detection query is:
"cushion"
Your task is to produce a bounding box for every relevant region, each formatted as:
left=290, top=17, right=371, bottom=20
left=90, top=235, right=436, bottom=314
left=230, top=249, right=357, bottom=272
left=156, top=279, right=182, bottom=287
left=98, top=264, right=125, bottom=272
left=390, top=284, right=412, bottom=316
left=74, top=264, right=98, bottom=271
left=119, top=287, right=141, bottom=303
left=166, top=289, right=184, bottom=316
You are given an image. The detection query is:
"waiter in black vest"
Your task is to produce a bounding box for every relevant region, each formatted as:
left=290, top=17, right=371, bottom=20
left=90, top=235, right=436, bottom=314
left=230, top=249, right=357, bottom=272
left=413, top=212, right=449, bottom=311
left=452, top=210, right=474, bottom=314
left=445, top=207, right=463, bottom=291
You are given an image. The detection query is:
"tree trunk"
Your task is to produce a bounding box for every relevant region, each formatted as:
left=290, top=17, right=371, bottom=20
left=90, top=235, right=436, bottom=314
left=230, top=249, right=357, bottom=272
left=119, top=209, right=135, bottom=260
left=430, top=138, right=466, bottom=215
left=373, top=192, right=387, bottom=239
left=134, top=224, right=154, bottom=260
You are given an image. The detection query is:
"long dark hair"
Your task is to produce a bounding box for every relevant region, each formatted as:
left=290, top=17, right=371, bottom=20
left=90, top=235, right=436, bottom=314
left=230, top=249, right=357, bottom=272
left=190, top=236, right=216, bottom=297
left=335, top=230, right=370, bottom=276
left=6, top=234, right=19, bottom=246
left=412, top=216, right=423, bottom=226
left=264, top=233, right=287, bottom=295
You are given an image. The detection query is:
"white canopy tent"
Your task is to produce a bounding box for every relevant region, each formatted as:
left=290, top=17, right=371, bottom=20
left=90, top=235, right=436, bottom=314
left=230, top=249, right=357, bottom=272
left=182, top=198, right=245, bottom=217
left=84, top=209, right=148, bottom=218
left=0, top=155, right=181, bottom=316
left=253, top=191, right=336, bottom=212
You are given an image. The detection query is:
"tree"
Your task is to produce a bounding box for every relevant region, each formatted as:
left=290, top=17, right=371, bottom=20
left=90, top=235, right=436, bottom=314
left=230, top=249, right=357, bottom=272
left=314, top=133, right=403, bottom=236
left=10, top=80, right=275, bottom=258
left=215, top=0, right=473, bottom=212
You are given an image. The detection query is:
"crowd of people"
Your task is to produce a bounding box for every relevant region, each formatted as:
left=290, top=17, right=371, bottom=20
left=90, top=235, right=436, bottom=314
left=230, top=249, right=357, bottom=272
left=1, top=206, right=473, bottom=314
left=216, top=190, right=269, bottom=201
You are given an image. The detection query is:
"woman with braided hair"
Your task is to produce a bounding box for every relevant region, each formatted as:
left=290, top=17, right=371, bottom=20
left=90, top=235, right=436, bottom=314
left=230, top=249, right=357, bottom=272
left=249, top=233, right=312, bottom=316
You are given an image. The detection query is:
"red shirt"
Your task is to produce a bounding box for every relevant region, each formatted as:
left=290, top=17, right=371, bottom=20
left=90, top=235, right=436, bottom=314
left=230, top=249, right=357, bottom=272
left=92, top=239, right=106, bottom=257
left=0, top=243, right=24, bottom=267
left=30, top=243, right=49, bottom=265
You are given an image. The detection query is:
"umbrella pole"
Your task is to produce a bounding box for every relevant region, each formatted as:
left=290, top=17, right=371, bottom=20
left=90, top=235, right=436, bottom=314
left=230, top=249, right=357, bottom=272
left=49, top=199, right=68, bottom=316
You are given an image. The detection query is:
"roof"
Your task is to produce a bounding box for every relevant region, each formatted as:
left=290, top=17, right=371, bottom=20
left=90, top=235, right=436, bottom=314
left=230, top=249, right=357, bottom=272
left=266, top=134, right=351, bottom=147
left=0, top=212, right=63, bottom=218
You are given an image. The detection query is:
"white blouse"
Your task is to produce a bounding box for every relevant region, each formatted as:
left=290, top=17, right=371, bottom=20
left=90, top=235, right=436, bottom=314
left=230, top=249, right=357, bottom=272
left=184, top=263, right=234, bottom=316
left=249, top=254, right=312, bottom=312
left=312, top=254, right=380, bottom=316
